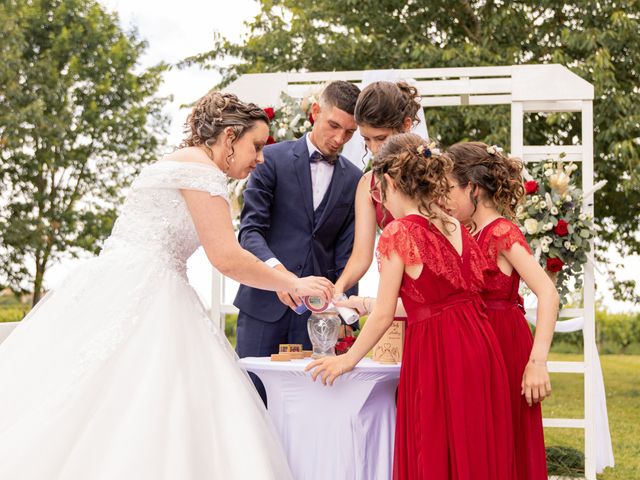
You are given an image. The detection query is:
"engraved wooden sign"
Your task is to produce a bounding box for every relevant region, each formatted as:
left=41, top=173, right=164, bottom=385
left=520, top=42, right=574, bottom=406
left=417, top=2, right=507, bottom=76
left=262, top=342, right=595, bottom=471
left=372, top=321, right=405, bottom=364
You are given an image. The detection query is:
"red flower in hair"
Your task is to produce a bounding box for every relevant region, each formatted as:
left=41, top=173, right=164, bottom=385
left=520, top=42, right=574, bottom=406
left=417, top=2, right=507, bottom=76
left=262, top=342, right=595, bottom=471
left=266, top=136, right=276, bottom=145
left=554, top=219, right=569, bottom=237
left=524, top=180, right=539, bottom=194
left=263, top=107, right=275, bottom=120
left=308, top=112, right=315, bottom=126
left=546, top=257, right=564, bottom=272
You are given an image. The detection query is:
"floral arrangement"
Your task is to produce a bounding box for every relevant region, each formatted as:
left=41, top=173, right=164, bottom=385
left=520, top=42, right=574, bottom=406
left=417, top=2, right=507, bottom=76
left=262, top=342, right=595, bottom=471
left=227, top=91, right=318, bottom=219
left=516, top=156, right=603, bottom=305
left=335, top=335, right=356, bottom=355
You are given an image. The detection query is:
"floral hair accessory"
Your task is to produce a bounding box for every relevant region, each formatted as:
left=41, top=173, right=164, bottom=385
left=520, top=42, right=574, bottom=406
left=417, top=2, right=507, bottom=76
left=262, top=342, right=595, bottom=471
left=416, top=142, right=441, bottom=158
left=486, top=145, right=504, bottom=155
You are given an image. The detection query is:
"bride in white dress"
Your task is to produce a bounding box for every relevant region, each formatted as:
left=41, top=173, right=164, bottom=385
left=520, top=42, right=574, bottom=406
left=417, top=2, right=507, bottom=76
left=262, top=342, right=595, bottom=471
left=0, top=92, right=333, bottom=479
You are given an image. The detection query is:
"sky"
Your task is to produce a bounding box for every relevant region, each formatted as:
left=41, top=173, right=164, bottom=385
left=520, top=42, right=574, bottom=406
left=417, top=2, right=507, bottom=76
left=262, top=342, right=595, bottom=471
left=45, top=0, right=640, bottom=313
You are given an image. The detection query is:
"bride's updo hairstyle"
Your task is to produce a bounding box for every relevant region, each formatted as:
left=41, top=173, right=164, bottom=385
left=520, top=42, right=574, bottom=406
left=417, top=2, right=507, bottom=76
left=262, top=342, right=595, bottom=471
left=180, top=91, right=269, bottom=148
left=447, top=141, right=525, bottom=222
left=355, top=81, right=422, bottom=130
left=372, top=133, right=453, bottom=226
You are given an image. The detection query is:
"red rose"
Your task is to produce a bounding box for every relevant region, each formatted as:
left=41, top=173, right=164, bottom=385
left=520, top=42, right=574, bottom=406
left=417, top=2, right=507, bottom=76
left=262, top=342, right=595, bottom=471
left=546, top=257, right=564, bottom=272
left=263, top=107, right=275, bottom=120
left=266, top=135, right=276, bottom=145
left=308, top=112, right=315, bottom=126
left=342, top=336, right=356, bottom=346
left=524, top=180, right=538, bottom=194
left=554, top=219, right=569, bottom=237
left=335, top=341, right=349, bottom=355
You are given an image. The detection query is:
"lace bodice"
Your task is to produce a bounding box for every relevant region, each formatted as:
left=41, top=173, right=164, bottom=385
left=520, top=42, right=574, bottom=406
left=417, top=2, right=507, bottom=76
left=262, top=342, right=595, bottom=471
left=376, top=215, right=487, bottom=311
left=101, top=161, right=229, bottom=274
left=474, top=217, right=531, bottom=302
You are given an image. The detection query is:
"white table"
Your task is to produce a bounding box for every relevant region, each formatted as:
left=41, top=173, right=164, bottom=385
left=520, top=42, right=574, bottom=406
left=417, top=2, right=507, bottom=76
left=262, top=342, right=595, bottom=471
left=238, top=357, right=401, bottom=480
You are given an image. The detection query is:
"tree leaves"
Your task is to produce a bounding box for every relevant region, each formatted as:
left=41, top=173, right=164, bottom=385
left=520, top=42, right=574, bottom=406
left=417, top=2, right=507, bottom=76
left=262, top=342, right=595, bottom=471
left=186, top=0, right=640, bottom=300
left=0, top=0, right=169, bottom=304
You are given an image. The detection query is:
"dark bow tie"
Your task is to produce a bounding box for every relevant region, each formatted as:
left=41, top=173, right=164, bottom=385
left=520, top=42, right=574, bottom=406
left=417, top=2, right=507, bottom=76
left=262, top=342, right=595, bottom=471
left=310, top=150, right=337, bottom=166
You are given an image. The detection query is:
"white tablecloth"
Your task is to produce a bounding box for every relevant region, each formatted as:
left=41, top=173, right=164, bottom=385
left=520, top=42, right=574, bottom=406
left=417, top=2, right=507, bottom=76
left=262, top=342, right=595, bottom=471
left=238, top=357, right=401, bottom=480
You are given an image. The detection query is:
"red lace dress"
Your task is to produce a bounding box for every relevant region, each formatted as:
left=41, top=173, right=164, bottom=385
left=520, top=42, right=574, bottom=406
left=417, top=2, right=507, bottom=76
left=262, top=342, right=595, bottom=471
left=377, top=215, right=516, bottom=480
left=474, top=218, right=547, bottom=480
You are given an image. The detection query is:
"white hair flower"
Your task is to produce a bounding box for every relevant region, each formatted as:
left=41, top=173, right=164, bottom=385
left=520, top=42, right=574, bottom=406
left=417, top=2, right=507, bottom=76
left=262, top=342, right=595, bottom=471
left=486, top=145, right=503, bottom=155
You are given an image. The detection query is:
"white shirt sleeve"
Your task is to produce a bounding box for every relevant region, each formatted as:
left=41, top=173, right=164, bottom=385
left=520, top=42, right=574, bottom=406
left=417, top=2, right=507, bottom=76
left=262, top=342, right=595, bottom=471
left=265, top=258, right=282, bottom=268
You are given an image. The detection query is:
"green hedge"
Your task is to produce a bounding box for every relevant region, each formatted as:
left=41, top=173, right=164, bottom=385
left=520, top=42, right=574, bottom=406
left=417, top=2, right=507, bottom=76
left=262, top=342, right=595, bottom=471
left=548, top=310, right=640, bottom=354
left=0, top=307, right=28, bottom=323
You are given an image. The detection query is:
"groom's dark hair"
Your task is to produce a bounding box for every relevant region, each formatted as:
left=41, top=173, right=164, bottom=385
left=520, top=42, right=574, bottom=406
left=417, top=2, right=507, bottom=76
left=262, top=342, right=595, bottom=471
left=320, top=81, right=361, bottom=115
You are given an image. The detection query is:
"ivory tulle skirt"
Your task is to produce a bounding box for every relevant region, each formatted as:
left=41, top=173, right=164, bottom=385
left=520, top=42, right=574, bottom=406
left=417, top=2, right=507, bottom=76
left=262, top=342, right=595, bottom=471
left=0, top=248, right=292, bottom=479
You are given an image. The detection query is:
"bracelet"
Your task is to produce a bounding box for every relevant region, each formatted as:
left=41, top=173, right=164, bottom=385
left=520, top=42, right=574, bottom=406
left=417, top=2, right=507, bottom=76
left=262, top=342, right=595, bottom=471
left=361, top=296, right=368, bottom=314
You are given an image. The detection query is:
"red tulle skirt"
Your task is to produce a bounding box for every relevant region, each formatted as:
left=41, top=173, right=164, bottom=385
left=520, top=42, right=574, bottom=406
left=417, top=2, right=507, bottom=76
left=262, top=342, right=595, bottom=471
left=393, top=298, right=516, bottom=480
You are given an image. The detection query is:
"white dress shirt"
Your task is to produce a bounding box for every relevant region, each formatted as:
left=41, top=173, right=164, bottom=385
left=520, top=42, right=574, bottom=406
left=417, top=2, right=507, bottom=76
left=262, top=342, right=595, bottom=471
left=306, top=134, right=335, bottom=210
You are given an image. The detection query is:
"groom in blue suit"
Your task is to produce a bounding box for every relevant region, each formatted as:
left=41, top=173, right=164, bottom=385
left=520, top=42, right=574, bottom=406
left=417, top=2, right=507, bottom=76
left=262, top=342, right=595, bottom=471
left=235, top=81, right=362, bottom=403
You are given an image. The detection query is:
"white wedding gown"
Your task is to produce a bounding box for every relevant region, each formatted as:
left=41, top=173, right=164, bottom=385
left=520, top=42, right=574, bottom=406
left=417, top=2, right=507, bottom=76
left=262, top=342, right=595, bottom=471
left=0, top=161, right=293, bottom=479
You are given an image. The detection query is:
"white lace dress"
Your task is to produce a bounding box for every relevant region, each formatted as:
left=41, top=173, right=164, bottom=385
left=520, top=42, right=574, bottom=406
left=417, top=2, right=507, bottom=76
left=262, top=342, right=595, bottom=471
left=0, top=161, right=293, bottom=480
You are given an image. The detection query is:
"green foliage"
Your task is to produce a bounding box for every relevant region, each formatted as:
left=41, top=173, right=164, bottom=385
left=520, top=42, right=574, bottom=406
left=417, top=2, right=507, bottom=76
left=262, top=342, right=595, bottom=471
left=0, top=306, right=28, bottom=323
left=0, top=0, right=169, bottom=305
left=598, top=311, right=640, bottom=354
left=549, top=310, right=640, bottom=354
left=184, top=0, right=640, bottom=301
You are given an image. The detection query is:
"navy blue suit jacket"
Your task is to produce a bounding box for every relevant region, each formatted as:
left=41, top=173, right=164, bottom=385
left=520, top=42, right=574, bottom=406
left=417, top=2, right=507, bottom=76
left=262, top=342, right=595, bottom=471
left=233, top=135, right=362, bottom=322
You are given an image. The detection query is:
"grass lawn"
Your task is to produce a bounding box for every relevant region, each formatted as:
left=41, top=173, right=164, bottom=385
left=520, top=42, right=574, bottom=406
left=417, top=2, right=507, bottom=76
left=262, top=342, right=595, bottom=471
left=544, top=353, right=639, bottom=479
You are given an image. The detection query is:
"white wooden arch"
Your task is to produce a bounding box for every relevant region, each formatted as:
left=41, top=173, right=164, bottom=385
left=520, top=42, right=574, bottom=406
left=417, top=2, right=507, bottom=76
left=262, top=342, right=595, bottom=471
left=217, top=64, right=598, bottom=479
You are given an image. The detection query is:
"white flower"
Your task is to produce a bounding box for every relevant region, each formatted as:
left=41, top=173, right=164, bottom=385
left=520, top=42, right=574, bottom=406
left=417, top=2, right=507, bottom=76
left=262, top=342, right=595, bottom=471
left=542, top=235, right=553, bottom=245
left=298, top=126, right=306, bottom=133
left=578, top=213, right=587, bottom=221
left=290, top=114, right=301, bottom=128
left=542, top=245, right=549, bottom=253
left=531, top=195, right=540, bottom=203
left=539, top=201, right=547, bottom=209
left=544, top=223, right=553, bottom=232
left=570, top=245, right=577, bottom=252
left=277, top=128, right=287, bottom=137
left=303, top=120, right=311, bottom=128
left=544, top=169, right=553, bottom=177
left=571, top=164, right=578, bottom=171
left=551, top=206, right=558, bottom=215
left=564, top=241, right=571, bottom=248
left=544, top=163, right=552, bottom=169
left=524, top=218, right=539, bottom=235
left=516, top=205, right=524, bottom=215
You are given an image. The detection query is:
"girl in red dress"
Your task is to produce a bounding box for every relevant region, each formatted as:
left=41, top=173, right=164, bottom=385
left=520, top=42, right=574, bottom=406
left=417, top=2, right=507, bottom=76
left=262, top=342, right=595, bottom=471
left=333, top=81, right=421, bottom=301
left=446, top=142, right=560, bottom=480
left=308, top=134, right=516, bottom=480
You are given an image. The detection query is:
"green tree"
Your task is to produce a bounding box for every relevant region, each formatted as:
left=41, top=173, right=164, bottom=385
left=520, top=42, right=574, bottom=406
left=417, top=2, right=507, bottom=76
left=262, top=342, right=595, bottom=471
left=183, top=0, right=640, bottom=300
left=0, top=0, right=169, bottom=305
